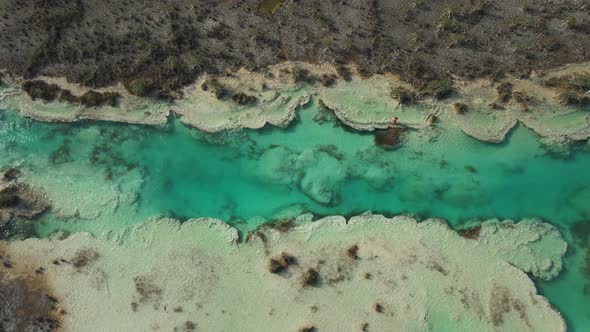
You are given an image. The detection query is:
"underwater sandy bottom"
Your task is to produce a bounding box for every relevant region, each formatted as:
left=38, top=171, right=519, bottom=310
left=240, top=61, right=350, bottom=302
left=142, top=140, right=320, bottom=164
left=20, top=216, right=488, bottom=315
left=1, top=99, right=590, bottom=330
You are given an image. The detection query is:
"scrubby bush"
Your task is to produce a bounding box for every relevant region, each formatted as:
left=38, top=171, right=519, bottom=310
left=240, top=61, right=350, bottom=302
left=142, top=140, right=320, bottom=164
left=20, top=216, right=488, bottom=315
left=125, top=78, right=155, bottom=97
left=320, top=74, right=337, bottom=87
left=231, top=92, right=257, bottom=105
left=452, top=102, right=468, bottom=114
left=292, top=67, right=315, bottom=84
left=564, top=16, right=577, bottom=29
left=257, top=0, right=287, bottom=14
left=22, top=80, right=61, bottom=102
left=558, top=89, right=585, bottom=106
left=390, top=86, right=416, bottom=104
left=544, top=73, right=590, bottom=105
left=201, top=78, right=226, bottom=99
left=496, top=82, right=513, bottom=103
left=335, top=65, right=352, bottom=81
left=422, top=78, right=454, bottom=99
left=79, top=91, right=120, bottom=107
left=58, top=89, right=78, bottom=103
left=301, top=268, right=319, bottom=287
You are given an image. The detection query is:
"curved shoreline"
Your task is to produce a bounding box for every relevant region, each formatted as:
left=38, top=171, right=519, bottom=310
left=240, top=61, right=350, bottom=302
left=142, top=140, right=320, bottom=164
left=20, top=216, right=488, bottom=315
left=1, top=61, right=589, bottom=145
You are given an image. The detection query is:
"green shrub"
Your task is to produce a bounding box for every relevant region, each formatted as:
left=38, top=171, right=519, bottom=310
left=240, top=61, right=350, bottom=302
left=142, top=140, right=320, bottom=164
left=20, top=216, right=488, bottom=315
left=544, top=73, right=590, bottom=92
left=257, top=0, right=287, bottom=14
left=125, top=78, right=155, bottom=97
left=201, top=78, right=226, bottom=99
left=452, top=102, right=468, bottom=114
left=232, top=92, right=257, bottom=105
left=422, top=79, right=454, bottom=99
left=496, top=82, right=513, bottom=103
left=564, top=73, right=590, bottom=91
left=564, top=16, right=577, bottom=29
left=544, top=73, right=590, bottom=105
left=292, top=67, right=315, bottom=83
left=79, top=91, right=120, bottom=107
left=390, top=86, right=416, bottom=104
left=58, top=89, right=78, bottom=103
left=22, top=80, right=61, bottom=102
left=558, top=89, right=583, bottom=106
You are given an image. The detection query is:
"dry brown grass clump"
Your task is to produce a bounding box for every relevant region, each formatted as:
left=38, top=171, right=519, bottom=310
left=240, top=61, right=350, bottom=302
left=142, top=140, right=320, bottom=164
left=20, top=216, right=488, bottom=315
left=268, top=252, right=297, bottom=274
left=301, top=268, right=319, bottom=287
left=345, top=244, right=359, bottom=259
left=452, top=102, right=468, bottom=114
left=297, top=325, right=317, bottom=332
left=544, top=73, right=590, bottom=106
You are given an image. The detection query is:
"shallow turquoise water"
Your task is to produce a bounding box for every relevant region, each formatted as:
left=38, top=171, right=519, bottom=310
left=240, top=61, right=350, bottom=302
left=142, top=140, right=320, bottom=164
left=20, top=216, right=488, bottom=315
left=1, top=103, right=590, bottom=329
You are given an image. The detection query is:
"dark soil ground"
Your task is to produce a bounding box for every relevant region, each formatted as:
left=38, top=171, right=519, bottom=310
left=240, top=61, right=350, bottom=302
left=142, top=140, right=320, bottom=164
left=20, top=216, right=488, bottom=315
left=0, top=0, right=589, bottom=96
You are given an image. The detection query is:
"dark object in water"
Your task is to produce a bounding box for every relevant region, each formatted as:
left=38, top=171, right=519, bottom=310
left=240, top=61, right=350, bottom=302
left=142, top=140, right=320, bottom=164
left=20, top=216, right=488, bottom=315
left=0, top=181, right=49, bottom=227
left=374, top=127, right=407, bottom=149
left=0, top=186, right=19, bottom=208
left=268, top=219, right=296, bottom=233
left=465, top=165, right=478, bottom=174
left=1, top=167, right=22, bottom=181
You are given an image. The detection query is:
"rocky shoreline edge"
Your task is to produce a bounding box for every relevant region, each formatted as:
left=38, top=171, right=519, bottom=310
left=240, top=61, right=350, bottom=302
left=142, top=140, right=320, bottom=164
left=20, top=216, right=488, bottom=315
left=1, top=61, right=589, bottom=146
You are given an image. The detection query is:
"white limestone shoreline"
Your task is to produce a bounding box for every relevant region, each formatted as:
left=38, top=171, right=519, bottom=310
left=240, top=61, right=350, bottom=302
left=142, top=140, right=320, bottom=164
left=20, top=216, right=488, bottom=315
left=0, top=214, right=568, bottom=331
left=1, top=61, right=589, bottom=145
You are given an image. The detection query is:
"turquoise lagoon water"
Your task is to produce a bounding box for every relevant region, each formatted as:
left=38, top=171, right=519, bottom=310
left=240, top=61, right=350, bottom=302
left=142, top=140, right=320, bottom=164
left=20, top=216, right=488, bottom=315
left=1, top=102, right=590, bottom=329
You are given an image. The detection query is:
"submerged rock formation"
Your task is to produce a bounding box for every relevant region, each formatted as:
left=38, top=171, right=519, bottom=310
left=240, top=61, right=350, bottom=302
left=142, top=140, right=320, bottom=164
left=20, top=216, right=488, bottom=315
left=0, top=167, right=48, bottom=227
left=374, top=127, right=407, bottom=149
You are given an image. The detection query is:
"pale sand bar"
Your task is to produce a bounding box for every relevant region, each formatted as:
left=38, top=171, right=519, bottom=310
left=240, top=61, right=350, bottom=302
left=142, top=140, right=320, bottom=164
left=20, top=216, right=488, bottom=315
left=0, top=215, right=566, bottom=331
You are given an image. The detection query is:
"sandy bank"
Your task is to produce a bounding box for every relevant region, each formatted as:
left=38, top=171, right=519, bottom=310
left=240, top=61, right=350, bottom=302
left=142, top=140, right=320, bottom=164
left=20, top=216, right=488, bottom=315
left=0, top=214, right=567, bottom=331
